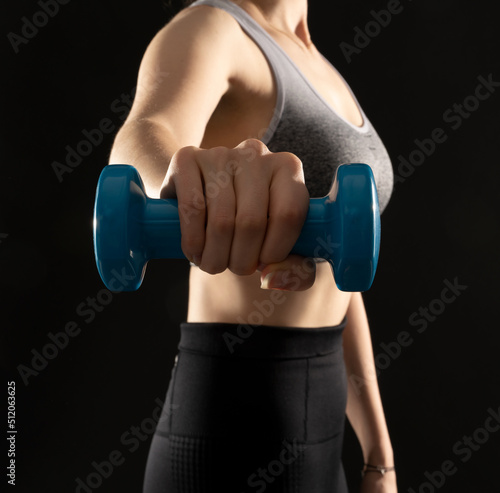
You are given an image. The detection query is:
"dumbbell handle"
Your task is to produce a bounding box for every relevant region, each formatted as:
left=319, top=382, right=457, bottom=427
left=139, top=198, right=333, bottom=261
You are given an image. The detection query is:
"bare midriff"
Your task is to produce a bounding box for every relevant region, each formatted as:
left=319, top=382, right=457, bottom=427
left=187, top=263, right=352, bottom=327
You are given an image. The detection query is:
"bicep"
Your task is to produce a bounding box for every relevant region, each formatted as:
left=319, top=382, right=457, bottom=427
left=126, top=7, right=239, bottom=146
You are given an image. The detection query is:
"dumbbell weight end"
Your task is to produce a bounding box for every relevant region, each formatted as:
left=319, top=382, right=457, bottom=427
left=93, top=165, right=185, bottom=292
left=291, top=164, right=380, bottom=292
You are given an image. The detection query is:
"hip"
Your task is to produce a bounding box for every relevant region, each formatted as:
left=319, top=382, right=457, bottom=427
left=157, top=320, right=349, bottom=443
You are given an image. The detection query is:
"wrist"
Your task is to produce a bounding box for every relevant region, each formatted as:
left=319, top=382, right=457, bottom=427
left=361, top=462, right=396, bottom=478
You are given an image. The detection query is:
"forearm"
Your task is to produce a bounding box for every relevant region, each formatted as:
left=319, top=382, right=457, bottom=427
left=342, top=292, right=394, bottom=464
left=108, top=118, right=182, bottom=198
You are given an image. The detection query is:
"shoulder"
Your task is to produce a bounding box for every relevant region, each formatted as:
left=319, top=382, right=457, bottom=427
left=139, top=4, right=255, bottom=85
left=143, top=4, right=270, bottom=94
left=154, top=4, right=246, bottom=51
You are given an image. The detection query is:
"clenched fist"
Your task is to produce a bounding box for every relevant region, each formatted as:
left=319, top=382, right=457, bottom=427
left=160, top=139, right=313, bottom=285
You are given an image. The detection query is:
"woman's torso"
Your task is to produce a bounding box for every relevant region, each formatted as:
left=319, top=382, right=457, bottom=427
left=183, top=0, right=393, bottom=327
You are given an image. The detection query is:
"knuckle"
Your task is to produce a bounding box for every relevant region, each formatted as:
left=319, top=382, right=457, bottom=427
left=210, top=214, right=235, bottom=234
left=173, top=145, right=197, bottom=163
left=276, top=205, right=307, bottom=227
left=178, top=194, right=205, bottom=221
left=186, top=192, right=206, bottom=210
left=281, top=151, right=303, bottom=168
left=275, top=151, right=304, bottom=176
left=181, top=235, right=204, bottom=256
left=235, top=213, right=267, bottom=233
left=239, top=138, right=268, bottom=155
left=204, top=146, right=229, bottom=165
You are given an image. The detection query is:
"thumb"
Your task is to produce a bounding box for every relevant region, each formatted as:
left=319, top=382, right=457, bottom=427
left=259, top=254, right=316, bottom=291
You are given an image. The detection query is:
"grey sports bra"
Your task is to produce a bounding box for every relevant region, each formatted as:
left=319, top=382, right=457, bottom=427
left=189, top=0, right=394, bottom=212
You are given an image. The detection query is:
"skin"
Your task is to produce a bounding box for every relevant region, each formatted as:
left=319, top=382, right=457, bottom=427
left=109, top=0, right=397, bottom=490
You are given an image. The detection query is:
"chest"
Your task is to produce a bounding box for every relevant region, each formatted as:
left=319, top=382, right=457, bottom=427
left=202, top=30, right=364, bottom=148
left=285, top=43, right=365, bottom=129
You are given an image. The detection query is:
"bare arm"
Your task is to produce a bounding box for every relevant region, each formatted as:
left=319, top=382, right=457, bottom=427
left=342, top=292, right=397, bottom=489
left=106, top=6, right=310, bottom=276
left=108, top=6, right=238, bottom=197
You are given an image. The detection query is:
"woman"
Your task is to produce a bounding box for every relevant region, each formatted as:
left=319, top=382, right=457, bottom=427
left=109, top=0, right=397, bottom=491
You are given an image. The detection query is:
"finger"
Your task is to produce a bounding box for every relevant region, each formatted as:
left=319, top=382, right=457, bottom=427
left=259, top=152, right=309, bottom=265
left=229, top=159, right=271, bottom=275
left=260, top=255, right=316, bottom=291
left=197, top=147, right=236, bottom=274
left=160, top=146, right=206, bottom=264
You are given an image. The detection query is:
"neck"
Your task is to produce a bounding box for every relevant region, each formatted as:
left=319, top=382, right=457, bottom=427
left=233, top=0, right=311, bottom=48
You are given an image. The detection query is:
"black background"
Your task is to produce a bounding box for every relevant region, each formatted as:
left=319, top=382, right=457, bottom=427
left=2, top=0, right=500, bottom=492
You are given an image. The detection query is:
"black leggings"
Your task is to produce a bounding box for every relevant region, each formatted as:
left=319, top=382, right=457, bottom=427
left=143, top=320, right=349, bottom=493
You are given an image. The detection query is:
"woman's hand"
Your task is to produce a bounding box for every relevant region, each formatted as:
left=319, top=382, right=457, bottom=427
left=360, top=471, right=398, bottom=493
left=160, top=138, right=316, bottom=290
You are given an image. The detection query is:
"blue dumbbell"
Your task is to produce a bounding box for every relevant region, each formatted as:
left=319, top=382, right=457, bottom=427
left=93, top=164, right=380, bottom=292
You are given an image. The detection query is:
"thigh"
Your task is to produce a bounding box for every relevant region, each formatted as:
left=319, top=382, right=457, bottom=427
left=143, top=432, right=349, bottom=493
left=298, top=433, right=349, bottom=493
